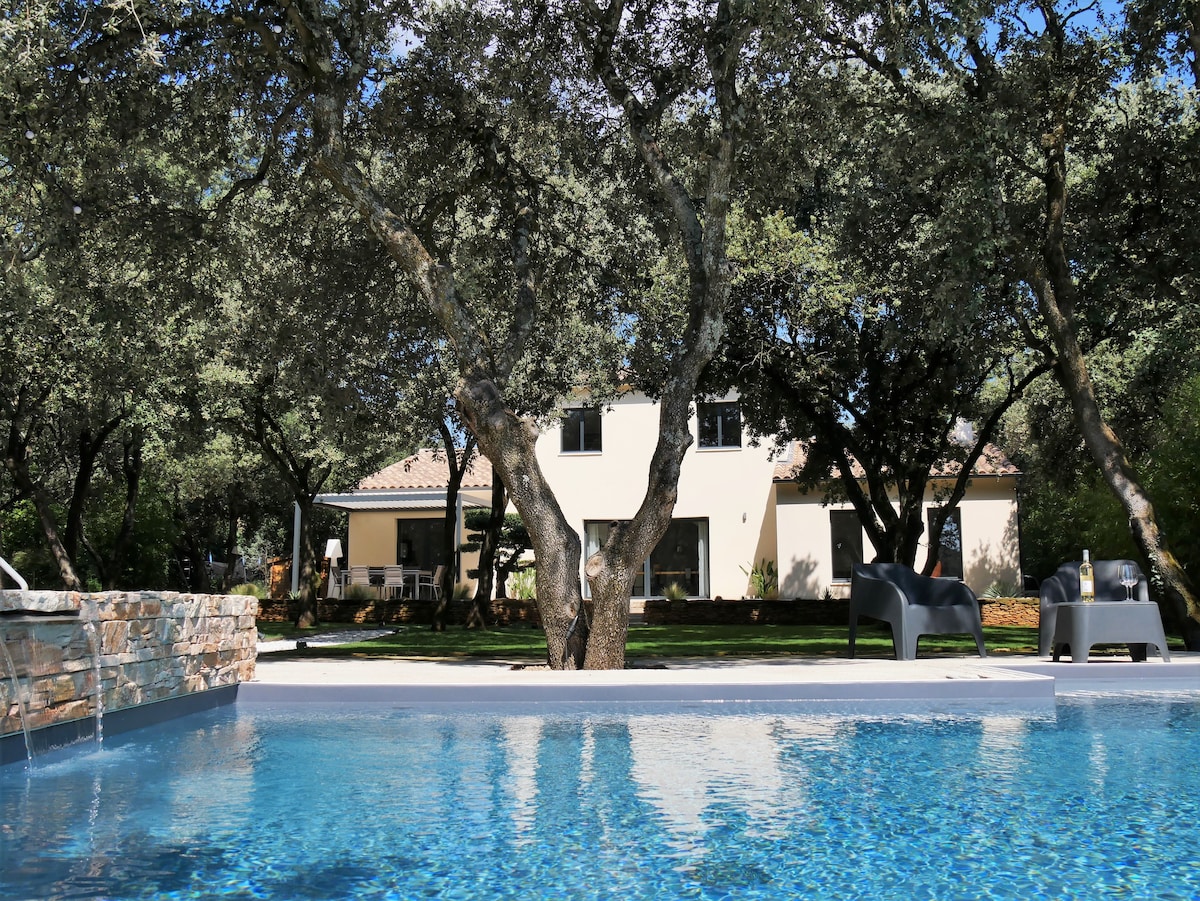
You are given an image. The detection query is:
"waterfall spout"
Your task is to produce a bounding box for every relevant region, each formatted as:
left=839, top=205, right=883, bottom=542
left=83, top=621, right=104, bottom=747
left=0, top=635, right=33, bottom=766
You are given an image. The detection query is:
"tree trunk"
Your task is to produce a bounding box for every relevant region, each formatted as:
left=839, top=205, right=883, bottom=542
left=432, top=431, right=475, bottom=632
left=1035, top=270, right=1200, bottom=644
left=456, top=379, right=587, bottom=668
left=291, top=0, right=751, bottom=668
left=293, top=495, right=321, bottom=628
left=105, top=427, right=144, bottom=589
left=572, top=1, right=752, bottom=669
left=467, top=476, right=507, bottom=630
left=63, top=415, right=124, bottom=567
left=1032, top=123, right=1200, bottom=647
left=28, top=480, right=81, bottom=590
left=3, top=442, right=82, bottom=591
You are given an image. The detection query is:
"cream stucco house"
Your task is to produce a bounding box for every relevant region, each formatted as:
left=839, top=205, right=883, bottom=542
left=316, top=390, right=1022, bottom=600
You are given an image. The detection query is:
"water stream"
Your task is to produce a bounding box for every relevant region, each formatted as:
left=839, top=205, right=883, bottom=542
left=83, top=621, right=104, bottom=747
left=0, top=631, right=34, bottom=765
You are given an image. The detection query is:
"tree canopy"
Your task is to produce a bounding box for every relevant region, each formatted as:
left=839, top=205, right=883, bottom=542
left=2, top=0, right=1197, bottom=651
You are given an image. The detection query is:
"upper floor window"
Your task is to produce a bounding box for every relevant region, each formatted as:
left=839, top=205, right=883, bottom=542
left=561, top=407, right=602, bottom=453
left=697, top=401, right=742, bottom=448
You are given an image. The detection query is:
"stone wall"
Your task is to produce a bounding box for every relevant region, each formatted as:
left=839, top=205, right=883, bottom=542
left=257, top=596, right=543, bottom=628
left=978, top=596, right=1040, bottom=628
left=644, top=598, right=851, bottom=626
left=1, top=590, right=257, bottom=753
left=644, top=596, right=1040, bottom=628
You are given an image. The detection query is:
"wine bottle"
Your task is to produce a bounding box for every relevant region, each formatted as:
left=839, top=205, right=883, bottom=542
left=1079, top=550, right=1095, bottom=602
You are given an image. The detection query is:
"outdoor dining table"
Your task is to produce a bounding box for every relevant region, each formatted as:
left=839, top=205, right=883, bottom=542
left=339, top=567, right=433, bottom=599
left=1051, top=600, right=1172, bottom=663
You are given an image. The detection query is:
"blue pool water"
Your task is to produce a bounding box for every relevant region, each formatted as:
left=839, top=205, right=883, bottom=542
left=2, top=694, right=1200, bottom=900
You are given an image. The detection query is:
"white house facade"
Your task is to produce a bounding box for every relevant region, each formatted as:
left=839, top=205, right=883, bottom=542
left=317, top=390, right=1023, bottom=599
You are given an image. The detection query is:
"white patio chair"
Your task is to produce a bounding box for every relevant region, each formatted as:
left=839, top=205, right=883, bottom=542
left=419, top=565, right=445, bottom=602
left=383, top=565, right=407, bottom=599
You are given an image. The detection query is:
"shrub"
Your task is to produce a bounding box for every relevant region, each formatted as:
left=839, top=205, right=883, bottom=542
left=231, top=582, right=267, bottom=599
left=508, top=567, right=536, bottom=600
left=344, top=583, right=376, bottom=602
left=661, top=582, right=688, bottom=601
left=740, top=558, right=779, bottom=599
left=982, top=580, right=1023, bottom=599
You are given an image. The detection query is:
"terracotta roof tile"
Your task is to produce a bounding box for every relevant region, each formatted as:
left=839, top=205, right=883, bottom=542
left=357, top=449, right=493, bottom=491
left=772, top=442, right=1020, bottom=482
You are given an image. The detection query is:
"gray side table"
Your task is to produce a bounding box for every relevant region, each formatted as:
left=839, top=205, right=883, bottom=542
left=1051, top=601, right=1172, bottom=663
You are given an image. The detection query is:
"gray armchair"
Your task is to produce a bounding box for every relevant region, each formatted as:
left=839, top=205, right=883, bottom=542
left=850, top=563, right=987, bottom=660
left=1038, top=559, right=1149, bottom=657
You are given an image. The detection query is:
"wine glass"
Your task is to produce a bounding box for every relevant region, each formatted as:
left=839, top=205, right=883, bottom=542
left=1118, top=563, right=1138, bottom=602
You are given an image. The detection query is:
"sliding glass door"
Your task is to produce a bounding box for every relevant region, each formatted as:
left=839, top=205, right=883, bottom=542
left=584, top=519, right=709, bottom=598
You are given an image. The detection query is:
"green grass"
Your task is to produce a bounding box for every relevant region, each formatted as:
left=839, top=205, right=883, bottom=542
left=258, top=622, right=1050, bottom=661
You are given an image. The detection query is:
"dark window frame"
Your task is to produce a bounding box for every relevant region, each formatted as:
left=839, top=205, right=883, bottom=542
left=928, top=507, right=964, bottom=579
left=561, top=407, right=603, bottom=453
left=395, top=517, right=442, bottom=571
left=830, top=510, right=864, bottom=582
left=697, top=401, right=742, bottom=449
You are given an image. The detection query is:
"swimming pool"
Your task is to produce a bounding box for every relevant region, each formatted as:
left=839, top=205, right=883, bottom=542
left=3, top=694, right=1199, bottom=900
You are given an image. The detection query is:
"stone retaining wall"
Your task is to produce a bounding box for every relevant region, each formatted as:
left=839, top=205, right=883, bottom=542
left=643, top=596, right=1040, bottom=628
left=257, top=595, right=1041, bottom=629
left=257, top=596, right=543, bottom=628
left=978, top=596, right=1040, bottom=628
left=1, top=590, right=257, bottom=751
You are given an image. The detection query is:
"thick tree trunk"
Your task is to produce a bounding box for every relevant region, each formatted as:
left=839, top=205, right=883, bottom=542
left=28, top=480, right=81, bottom=591
left=456, top=378, right=586, bottom=668
left=1033, top=123, right=1200, bottom=647
left=572, top=1, right=752, bottom=669
left=292, top=0, right=749, bottom=667
left=63, top=415, right=123, bottom=567
left=1036, top=273, right=1200, bottom=643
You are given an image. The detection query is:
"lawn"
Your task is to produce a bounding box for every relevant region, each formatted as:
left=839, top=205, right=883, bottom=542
left=257, top=622, right=1047, bottom=661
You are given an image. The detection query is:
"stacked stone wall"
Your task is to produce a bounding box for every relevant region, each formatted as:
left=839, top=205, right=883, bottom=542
left=1, top=590, right=257, bottom=744
left=257, top=596, right=543, bottom=628
left=643, top=596, right=1040, bottom=628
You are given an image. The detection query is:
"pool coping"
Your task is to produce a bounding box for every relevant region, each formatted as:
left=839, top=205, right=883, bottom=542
left=242, top=652, right=1200, bottom=704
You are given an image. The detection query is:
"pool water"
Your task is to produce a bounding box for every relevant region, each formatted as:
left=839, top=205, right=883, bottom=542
left=2, top=694, right=1199, bottom=900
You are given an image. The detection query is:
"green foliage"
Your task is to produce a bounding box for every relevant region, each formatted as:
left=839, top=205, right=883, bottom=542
left=344, top=583, right=377, bottom=603
left=740, top=559, right=779, bottom=600
left=1144, top=374, right=1200, bottom=580
left=462, top=510, right=531, bottom=568
left=507, top=568, right=537, bottom=600
left=1004, top=336, right=1200, bottom=586
left=230, top=582, right=267, bottom=599
left=982, top=581, right=1025, bottom=600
